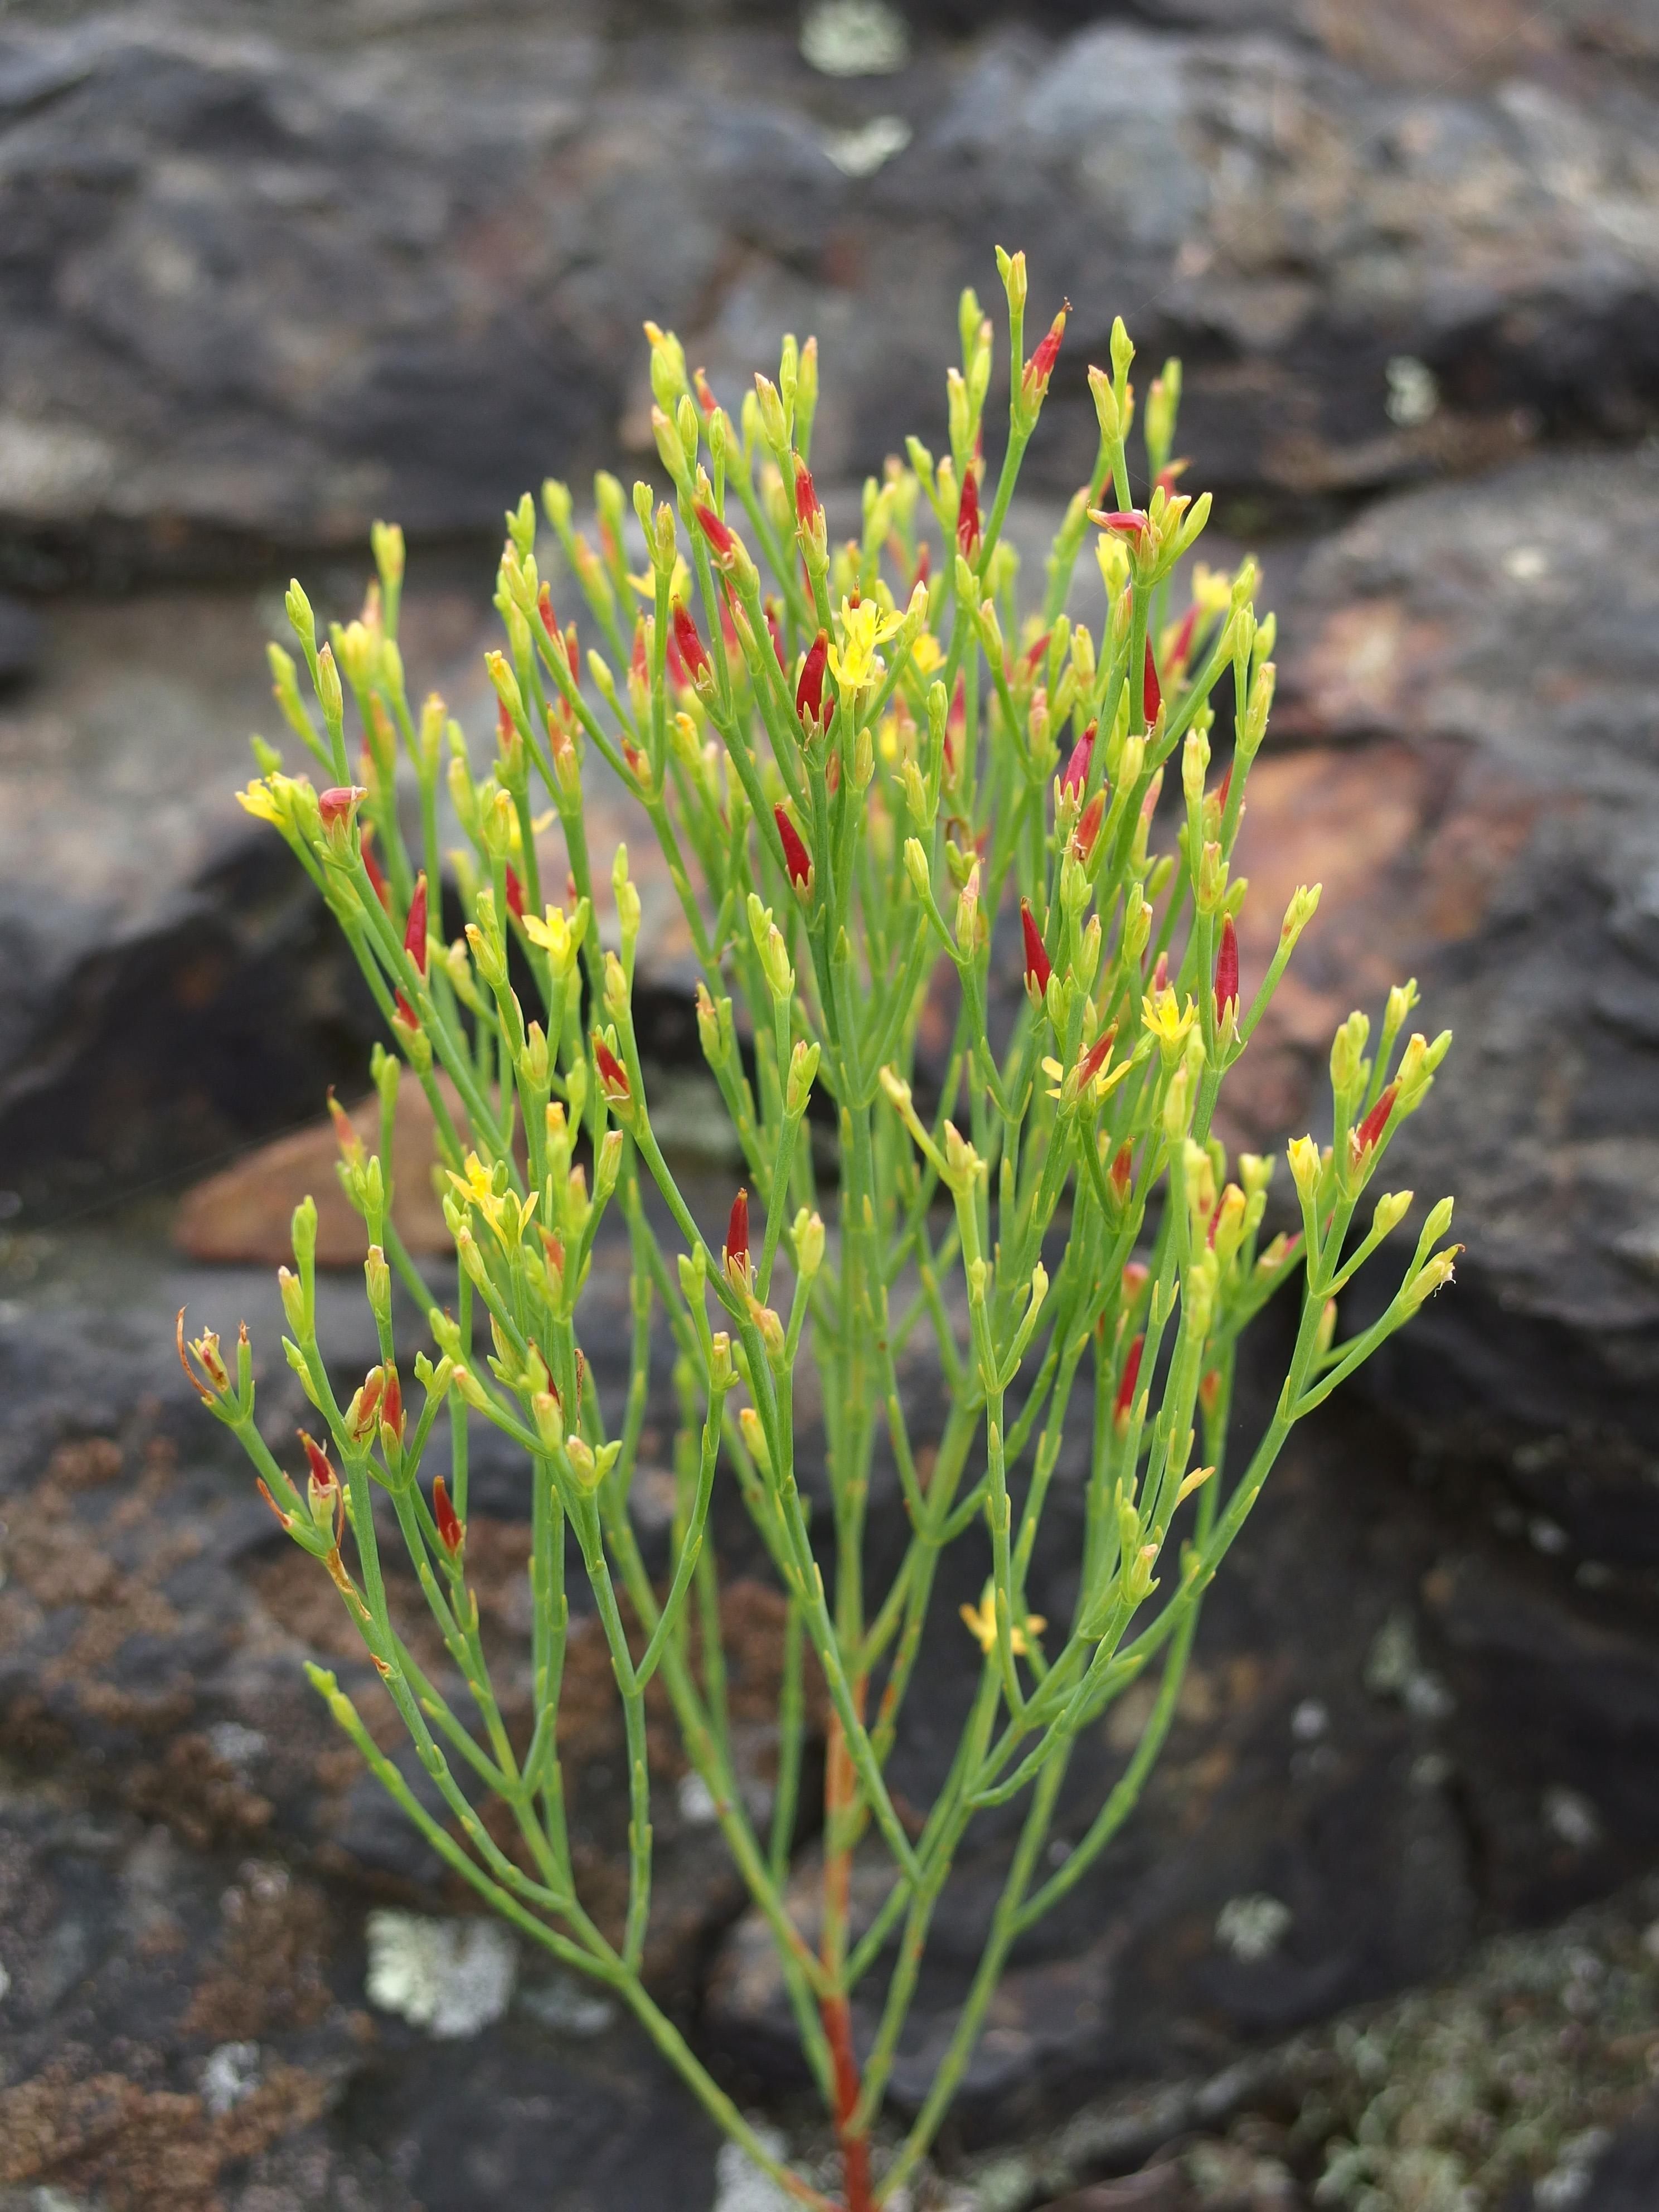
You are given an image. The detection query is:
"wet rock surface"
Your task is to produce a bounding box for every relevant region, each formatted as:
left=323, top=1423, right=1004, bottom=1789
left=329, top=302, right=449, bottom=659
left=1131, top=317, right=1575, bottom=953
left=6, top=1, right=1659, bottom=2204
left=3, top=0, right=1659, bottom=585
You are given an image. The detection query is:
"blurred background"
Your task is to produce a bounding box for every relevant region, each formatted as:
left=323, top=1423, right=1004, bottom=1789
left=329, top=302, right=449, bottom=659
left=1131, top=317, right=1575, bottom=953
left=4, top=2, right=1659, bottom=2207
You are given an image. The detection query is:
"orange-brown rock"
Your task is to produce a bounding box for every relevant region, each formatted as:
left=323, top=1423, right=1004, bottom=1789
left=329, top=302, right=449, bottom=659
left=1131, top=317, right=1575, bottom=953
left=172, top=1081, right=452, bottom=1266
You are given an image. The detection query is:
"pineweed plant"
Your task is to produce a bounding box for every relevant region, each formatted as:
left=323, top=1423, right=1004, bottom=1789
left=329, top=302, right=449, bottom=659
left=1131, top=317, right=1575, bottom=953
left=183, top=251, right=1458, bottom=2211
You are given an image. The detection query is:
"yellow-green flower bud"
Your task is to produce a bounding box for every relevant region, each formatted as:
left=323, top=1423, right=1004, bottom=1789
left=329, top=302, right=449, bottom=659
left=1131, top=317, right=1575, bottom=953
left=792, top=1209, right=824, bottom=1281
left=315, top=641, right=343, bottom=727
left=594, top=1128, right=624, bottom=1207
left=738, top=1405, right=772, bottom=1476
left=278, top=1266, right=307, bottom=1339
left=1287, top=1134, right=1321, bottom=1205
left=364, top=1243, right=391, bottom=1323
left=786, top=1039, right=820, bottom=1118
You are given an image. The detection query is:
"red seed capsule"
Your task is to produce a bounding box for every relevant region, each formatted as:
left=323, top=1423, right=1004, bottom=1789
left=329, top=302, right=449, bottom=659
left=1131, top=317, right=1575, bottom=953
left=432, top=1475, right=464, bottom=1558
left=1214, top=914, right=1239, bottom=1020
left=1354, top=1082, right=1399, bottom=1156
left=1072, top=788, right=1106, bottom=865
left=1114, top=1335, right=1144, bottom=1423
left=1023, top=304, right=1068, bottom=394
left=695, top=503, right=736, bottom=559
left=300, top=1432, right=335, bottom=1492
left=1061, top=721, right=1096, bottom=798
left=318, top=785, right=365, bottom=832
left=362, top=839, right=391, bottom=910
left=774, top=806, right=813, bottom=891
left=1078, top=1025, right=1116, bottom=1089
left=1021, top=900, right=1052, bottom=1002
left=504, top=864, right=526, bottom=923
left=381, top=1365, right=404, bottom=1440
left=392, top=989, right=418, bottom=1030
left=795, top=459, right=819, bottom=530
left=1110, top=1143, right=1134, bottom=1201
left=1093, top=510, right=1146, bottom=537
left=1143, top=642, right=1161, bottom=724
left=724, top=1187, right=750, bottom=1286
left=796, top=629, right=829, bottom=730
left=671, top=603, right=710, bottom=681
left=956, top=468, right=981, bottom=557
left=537, top=581, right=557, bottom=637
left=594, top=1036, right=631, bottom=1105
left=403, top=874, right=428, bottom=975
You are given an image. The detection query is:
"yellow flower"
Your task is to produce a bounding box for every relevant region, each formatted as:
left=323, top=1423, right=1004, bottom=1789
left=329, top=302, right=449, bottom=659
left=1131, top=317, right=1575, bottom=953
left=446, top=1152, right=537, bottom=1249
left=237, top=774, right=297, bottom=828
left=827, top=596, right=904, bottom=697
left=910, top=630, right=944, bottom=675
left=522, top=904, right=582, bottom=976
left=959, top=1582, right=1046, bottom=1658
left=1190, top=562, right=1234, bottom=618
left=1141, top=987, right=1197, bottom=1055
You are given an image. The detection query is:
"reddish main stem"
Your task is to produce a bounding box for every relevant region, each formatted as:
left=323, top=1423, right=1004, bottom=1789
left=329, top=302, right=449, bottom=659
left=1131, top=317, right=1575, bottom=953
left=821, top=1702, right=874, bottom=2212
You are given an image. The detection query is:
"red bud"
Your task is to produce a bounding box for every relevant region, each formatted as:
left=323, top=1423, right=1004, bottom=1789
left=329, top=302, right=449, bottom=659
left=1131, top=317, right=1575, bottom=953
left=1021, top=900, right=1052, bottom=1002
left=671, top=602, right=710, bottom=681
left=1143, top=642, right=1161, bottom=725
left=1167, top=603, right=1199, bottom=670
left=432, top=1475, right=463, bottom=1558
left=956, top=468, right=981, bottom=557
left=403, top=874, right=428, bottom=975
left=1214, top=914, right=1239, bottom=1020
left=1093, top=510, right=1146, bottom=537
left=693, top=368, right=718, bottom=416
left=1024, top=628, right=1054, bottom=670
left=392, top=989, right=418, bottom=1031
left=1151, top=952, right=1168, bottom=995
left=505, top=864, right=526, bottom=923
left=537, top=582, right=557, bottom=636
left=774, top=806, right=813, bottom=891
left=319, top=785, right=365, bottom=832
left=1110, top=1143, right=1134, bottom=1201
left=1216, top=763, right=1233, bottom=815
left=765, top=601, right=786, bottom=670
left=497, top=698, right=516, bottom=751
left=796, top=629, right=828, bottom=730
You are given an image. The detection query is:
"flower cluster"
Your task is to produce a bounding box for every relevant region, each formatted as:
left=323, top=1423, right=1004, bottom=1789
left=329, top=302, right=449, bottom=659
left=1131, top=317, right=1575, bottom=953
left=187, top=250, right=1456, bottom=2212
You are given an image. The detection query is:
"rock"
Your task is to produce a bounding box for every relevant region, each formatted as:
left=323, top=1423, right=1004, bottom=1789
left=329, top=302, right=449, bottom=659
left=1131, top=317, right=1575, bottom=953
left=2, top=7, right=1658, bottom=581
left=173, top=1081, right=455, bottom=1265
left=0, top=1762, right=722, bottom=2212
left=1253, top=450, right=1659, bottom=1525
left=0, top=593, right=40, bottom=686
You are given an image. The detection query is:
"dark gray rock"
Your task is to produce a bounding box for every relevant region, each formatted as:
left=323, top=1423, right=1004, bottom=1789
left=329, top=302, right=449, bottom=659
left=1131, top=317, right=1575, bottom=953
left=3, top=5, right=1659, bottom=580
left=1257, top=450, right=1659, bottom=1529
